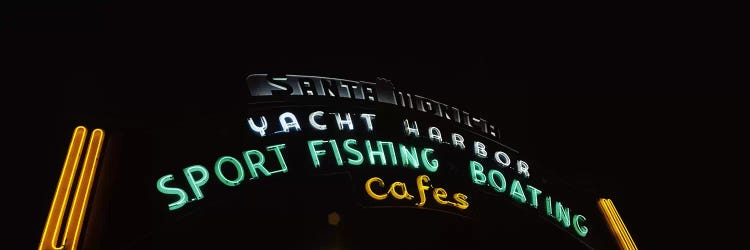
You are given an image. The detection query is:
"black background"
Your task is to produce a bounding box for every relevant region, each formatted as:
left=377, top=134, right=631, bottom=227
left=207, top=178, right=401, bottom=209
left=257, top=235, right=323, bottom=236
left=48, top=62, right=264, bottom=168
left=6, top=3, right=744, bottom=249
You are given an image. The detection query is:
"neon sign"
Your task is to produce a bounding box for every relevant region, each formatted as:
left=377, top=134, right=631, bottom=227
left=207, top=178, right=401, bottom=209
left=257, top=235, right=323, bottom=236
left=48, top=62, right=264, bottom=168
left=365, top=175, right=469, bottom=210
left=247, top=74, right=502, bottom=140
left=156, top=144, right=289, bottom=210
left=151, top=74, right=607, bottom=244
left=155, top=105, right=591, bottom=240
left=37, top=74, right=639, bottom=249
left=156, top=138, right=439, bottom=210
left=307, top=139, right=438, bottom=171
left=40, top=126, right=105, bottom=250
left=248, top=111, right=377, bottom=137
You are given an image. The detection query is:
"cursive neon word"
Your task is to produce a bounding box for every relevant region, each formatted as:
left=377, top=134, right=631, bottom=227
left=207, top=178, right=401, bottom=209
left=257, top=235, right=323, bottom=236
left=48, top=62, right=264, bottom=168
left=365, top=175, right=468, bottom=210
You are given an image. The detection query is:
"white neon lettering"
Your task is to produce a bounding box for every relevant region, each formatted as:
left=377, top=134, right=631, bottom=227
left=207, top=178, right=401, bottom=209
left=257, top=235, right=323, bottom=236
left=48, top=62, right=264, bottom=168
left=247, top=116, right=268, bottom=136
left=309, top=111, right=327, bottom=130
left=279, top=112, right=301, bottom=133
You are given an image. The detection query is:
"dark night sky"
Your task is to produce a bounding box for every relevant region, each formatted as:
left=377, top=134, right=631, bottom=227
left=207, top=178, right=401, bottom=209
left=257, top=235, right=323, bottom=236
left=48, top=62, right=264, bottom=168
left=6, top=4, right=744, bottom=249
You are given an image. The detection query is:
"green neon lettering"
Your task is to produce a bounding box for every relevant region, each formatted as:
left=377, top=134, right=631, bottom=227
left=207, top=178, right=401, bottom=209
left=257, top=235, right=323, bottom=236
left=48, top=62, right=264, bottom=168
left=156, top=174, right=188, bottom=211
left=377, top=141, right=398, bottom=165
left=399, top=144, right=419, bottom=168
left=487, top=169, right=506, bottom=192
left=308, top=140, right=327, bottom=168
left=509, top=179, right=527, bottom=204
left=365, top=140, right=386, bottom=165
left=555, top=201, right=572, bottom=228
left=546, top=196, right=554, bottom=217
left=526, top=185, right=542, bottom=208
left=266, top=144, right=289, bottom=174
left=343, top=139, right=363, bottom=165
left=420, top=148, right=438, bottom=172
left=470, top=161, right=486, bottom=185
left=215, top=156, right=245, bottom=186
left=242, top=150, right=269, bottom=179
left=183, top=165, right=209, bottom=201
left=328, top=140, right=344, bottom=166
left=573, top=214, right=589, bottom=237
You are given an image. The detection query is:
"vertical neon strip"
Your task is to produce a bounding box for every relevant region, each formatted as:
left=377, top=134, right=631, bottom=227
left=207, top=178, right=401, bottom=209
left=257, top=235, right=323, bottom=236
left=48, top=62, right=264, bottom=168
left=599, top=200, right=626, bottom=250
left=39, top=126, right=105, bottom=250
left=598, top=198, right=638, bottom=250
left=607, top=199, right=637, bottom=250
left=62, top=128, right=104, bottom=250
left=40, top=126, right=86, bottom=250
left=606, top=199, right=636, bottom=250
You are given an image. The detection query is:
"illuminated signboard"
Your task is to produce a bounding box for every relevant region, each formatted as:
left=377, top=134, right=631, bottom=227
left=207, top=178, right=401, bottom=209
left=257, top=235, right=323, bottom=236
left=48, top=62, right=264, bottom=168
left=40, top=74, right=637, bottom=250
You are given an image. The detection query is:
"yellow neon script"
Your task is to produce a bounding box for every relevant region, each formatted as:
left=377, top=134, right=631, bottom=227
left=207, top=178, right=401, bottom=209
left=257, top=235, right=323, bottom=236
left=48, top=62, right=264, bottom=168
left=365, top=175, right=468, bottom=210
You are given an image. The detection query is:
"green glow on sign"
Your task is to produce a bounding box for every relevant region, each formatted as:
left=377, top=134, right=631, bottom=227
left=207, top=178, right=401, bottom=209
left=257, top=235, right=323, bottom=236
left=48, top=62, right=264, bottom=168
left=365, top=140, right=387, bottom=166
left=242, top=150, right=269, bottom=179
left=555, top=201, right=572, bottom=228
left=487, top=169, right=506, bottom=192
left=509, top=179, right=527, bottom=204
left=526, top=185, right=542, bottom=208
left=156, top=174, right=188, bottom=210
left=343, top=139, right=363, bottom=165
left=378, top=141, right=398, bottom=166
left=546, top=196, right=553, bottom=217
left=398, top=144, right=420, bottom=169
left=265, top=144, right=289, bottom=174
left=308, top=140, right=326, bottom=168
left=573, top=214, right=589, bottom=237
left=328, top=140, right=344, bottom=166
left=469, top=161, right=486, bottom=185
left=420, top=148, right=438, bottom=172
left=215, top=156, right=245, bottom=186
left=183, top=165, right=209, bottom=201
left=303, top=138, right=437, bottom=170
